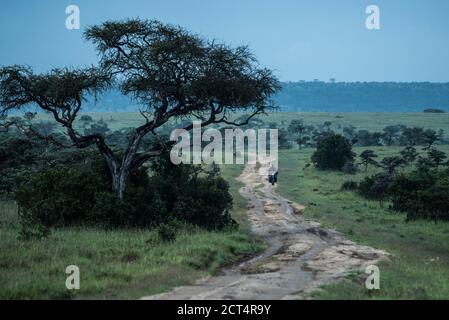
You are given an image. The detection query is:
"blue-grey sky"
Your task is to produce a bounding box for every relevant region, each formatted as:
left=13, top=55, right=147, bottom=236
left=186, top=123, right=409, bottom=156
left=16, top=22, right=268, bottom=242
left=1, top=0, right=448, bottom=82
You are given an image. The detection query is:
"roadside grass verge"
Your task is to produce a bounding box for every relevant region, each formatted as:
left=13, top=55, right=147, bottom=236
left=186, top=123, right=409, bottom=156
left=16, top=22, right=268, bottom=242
left=277, top=147, right=449, bottom=299
left=0, top=165, right=263, bottom=299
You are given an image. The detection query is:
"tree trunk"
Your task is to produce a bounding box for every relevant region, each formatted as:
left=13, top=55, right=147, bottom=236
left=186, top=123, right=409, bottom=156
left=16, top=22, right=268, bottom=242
left=108, top=129, right=146, bottom=199
left=111, top=169, right=128, bottom=200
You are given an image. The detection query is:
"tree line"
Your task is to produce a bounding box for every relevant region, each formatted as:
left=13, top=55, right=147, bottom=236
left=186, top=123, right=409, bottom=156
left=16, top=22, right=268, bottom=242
left=276, top=81, right=449, bottom=112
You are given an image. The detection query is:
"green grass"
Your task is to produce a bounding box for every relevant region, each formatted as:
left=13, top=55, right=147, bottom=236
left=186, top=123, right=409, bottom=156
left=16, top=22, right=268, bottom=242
left=5, top=111, right=449, bottom=299
left=35, top=111, right=449, bottom=139
left=277, top=147, right=449, bottom=299
left=0, top=167, right=264, bottom=300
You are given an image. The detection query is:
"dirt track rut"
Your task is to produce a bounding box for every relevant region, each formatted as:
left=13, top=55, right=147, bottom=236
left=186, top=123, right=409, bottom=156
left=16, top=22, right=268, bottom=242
left=142, top=162, right=387, bottom=300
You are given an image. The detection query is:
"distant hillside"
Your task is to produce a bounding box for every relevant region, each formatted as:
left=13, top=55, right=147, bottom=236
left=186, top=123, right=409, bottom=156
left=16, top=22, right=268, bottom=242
left=275, top=81, right=449, bottom=112
left=82, top=82, right=449, bottom=113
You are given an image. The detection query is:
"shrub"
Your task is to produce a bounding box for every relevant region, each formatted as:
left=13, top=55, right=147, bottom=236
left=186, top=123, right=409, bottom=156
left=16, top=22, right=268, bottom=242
left=157, top=222, right=178, bottom=242
left=357, top=173, right=392, bottom=207
left=311, top=134, right=355, bottom=170
left=150, top=153, right=236, bottom=230
left=15, top=152, right=235, bottom=233
left=341, top=180, right=358, bottom=191
left=16, top=162, right=110, bottom=228
left=390, top=169, right=449, bottom=222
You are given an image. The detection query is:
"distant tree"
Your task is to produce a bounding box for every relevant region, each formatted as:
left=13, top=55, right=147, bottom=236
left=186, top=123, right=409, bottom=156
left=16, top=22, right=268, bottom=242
left=323, top=121, right=332, bottom=131
left=371, top=132, right=383, bottom=146
left=311, top=134, right=354, bottom=170
left=359, top=150, right=378, bottom=172
left=422, top=129, right=440, bottom=151
left=400, top=146, right=418, bottom=164
left=343, top=125, right=356, bottom=140
left=428, top=148, right=447, bottom=168
left=288, top=119, right=310, bottom=150
left=278, top=128, right=292, bottom=149
left=80, top=115, right=93, bottom=122
left=268, top=122, right=278, bottom=129
left=83, top=120, right=111, bottom=136
left=438, top=129, right=445, bottom=142
left=380, top=156, right=404, bottom=176
left=355, top=130, right=373, bottom=146
left=416, top=156, right=435, bottom=172
left=382, top=125, right=402, bottom=146
left=423, top=108, right=446, bottom=113
left=23, top=112, right=37, bottom=122
left=32, top=121, right=56, bottom=136
left=295, top=136, right=310, bottom=150
left=0, top=19, right=279, bottom=199
left=312, top=127, right=334, bottom=145
left=358, top=173, right=392, bottom=208
left=400, top=127, right=424, bottom=146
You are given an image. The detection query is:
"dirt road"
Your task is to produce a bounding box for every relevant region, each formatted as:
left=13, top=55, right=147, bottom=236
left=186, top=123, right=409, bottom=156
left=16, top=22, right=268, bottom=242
left=142, top=162, right=387, bottom=300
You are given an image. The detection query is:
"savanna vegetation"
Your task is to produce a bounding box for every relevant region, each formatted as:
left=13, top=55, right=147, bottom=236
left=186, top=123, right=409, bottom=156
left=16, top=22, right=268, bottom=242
left=276, top=123, right=449, bottom=299
left=0, top=18, right=276, bottom=299
left=1, top=17, right=449, bottom=301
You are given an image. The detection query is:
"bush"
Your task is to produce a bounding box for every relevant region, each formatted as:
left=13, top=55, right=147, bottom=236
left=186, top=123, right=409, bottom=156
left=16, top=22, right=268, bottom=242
left=150, top=153, right=236, bottom=230
left=80, top=115, right=93, bottom=122
left=157, top=222, right=178, bottom=242
left=16, top=162, right=111, bottom=228
left=357, top=173, right=392, bottom=207
left=341, top=180, right=358, bottom=191
left=15, top=152, right=235, bottom=233
left=311, top=134, right=355, bottom=170
left=390, top=169, right=449, bottom=222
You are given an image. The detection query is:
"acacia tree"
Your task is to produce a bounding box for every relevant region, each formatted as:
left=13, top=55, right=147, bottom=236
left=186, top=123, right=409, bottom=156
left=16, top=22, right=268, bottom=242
left=288, top=119, right=311, bottom=150
left=422, top=129, right=440, bottom=151
left=427, top=148, right=447, bottom=168
left=359, top=149, right=378, bottom=172
left=0, top=19, right=279, bottom=199
left=380, top=156, right=404, bottom=176
left=400, top=146, right=418, bottom=164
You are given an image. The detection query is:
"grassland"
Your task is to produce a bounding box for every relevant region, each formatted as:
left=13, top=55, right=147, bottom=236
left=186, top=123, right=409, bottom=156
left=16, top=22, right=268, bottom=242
left=0, top=165, right=264, bottom=299
left=35, top=111, right=449, bottom=139
left=277, top=146, right=449, bottom=299
left=3, top=111, right=449, bottom=299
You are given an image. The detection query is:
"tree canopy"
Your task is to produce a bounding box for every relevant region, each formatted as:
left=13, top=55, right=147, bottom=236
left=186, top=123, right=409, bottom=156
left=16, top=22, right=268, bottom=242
left=0, top=18, right=280, bottom=198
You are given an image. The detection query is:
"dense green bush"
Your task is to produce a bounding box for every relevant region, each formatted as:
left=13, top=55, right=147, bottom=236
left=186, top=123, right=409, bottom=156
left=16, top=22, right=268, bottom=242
left=15, top=153, right=235, bottom=233
left=149, top=153, right=235, bottom=230
left=390, top=169, right=449, bottom=222
left=311, top=134, right=354, bottom=170
left=357, top=173, right=392, bottom=207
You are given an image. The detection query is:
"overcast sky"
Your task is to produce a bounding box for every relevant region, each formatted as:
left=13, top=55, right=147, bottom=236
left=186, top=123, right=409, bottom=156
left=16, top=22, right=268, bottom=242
left=1, top=0, right=448, bottom=82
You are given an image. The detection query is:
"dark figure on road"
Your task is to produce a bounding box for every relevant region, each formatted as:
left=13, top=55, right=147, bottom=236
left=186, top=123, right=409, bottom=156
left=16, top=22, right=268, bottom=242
left=268, top=164, right=278, bottom=185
